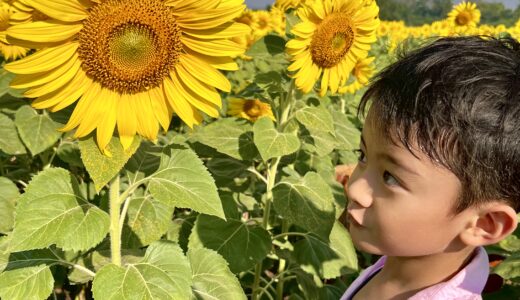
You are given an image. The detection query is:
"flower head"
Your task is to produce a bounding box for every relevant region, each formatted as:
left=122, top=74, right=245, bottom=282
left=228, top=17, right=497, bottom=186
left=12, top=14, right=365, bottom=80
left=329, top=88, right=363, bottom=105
left=227, top=98, right=275, bottom=121
left=5, top=0, right=248, bottom=154
left=447, top=1, right=480, bottom=28
left=286, top=0, right=379, bottom=96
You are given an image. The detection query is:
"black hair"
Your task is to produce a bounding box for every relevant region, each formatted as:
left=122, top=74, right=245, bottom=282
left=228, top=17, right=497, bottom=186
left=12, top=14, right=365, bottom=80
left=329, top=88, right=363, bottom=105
left=359, top=35, right=520, bottom=212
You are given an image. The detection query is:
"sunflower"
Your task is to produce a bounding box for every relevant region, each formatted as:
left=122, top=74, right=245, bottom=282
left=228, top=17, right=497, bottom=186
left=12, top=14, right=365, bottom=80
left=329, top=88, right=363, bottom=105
left=5, top=0, right=248, bottom=154
left=0, top=1, right=27, bottom=60
left=286, top=0, right=379, bottom=96
left=227, top=98, right=275, bottom=121
left=447, top=1, right=480, bottom=28
left=338, top=56, right=374, bottom=94
left=251, top=10, right=272, bottom=39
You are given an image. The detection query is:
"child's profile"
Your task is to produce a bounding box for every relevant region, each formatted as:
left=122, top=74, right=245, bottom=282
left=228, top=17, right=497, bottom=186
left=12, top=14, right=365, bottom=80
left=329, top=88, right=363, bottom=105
left=337, top=35, right=520, bottom=300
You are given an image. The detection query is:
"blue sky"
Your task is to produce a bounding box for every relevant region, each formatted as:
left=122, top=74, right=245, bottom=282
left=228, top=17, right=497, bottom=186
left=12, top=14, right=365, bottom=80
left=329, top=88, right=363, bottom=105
left=245, top=0, right=518, bottom=10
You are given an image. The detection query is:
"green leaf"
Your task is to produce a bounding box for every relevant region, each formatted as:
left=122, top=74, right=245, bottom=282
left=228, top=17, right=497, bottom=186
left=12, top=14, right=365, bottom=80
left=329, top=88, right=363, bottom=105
left=295, top=107, right=335, bottom=134
left=56, top=142, right=83, bottom=167
left=301, top=128, right=337, bottom=157
left=80, top=135, right=141, bottom=191
left=0, top=177, right=19, bottom=233
left=124, top=142, right=161, bottom=184
left=0, top=113, right=26, bottom=155
left=192, top=118, right=258, bottom=160
left=273, top=172, right=335, bottom=239
left=0, top=264, right=53, bottom=300
left=246, top=34, right=286, bottom=58
left=332, top=111, right=360, bottom=151
left=122, top=195, right=175, bottom=248
left=0, top=249, right=60, bottom=300
left=148, top=145, right=224, bottom=219
left=189, top=215, right=271, bottom=273
left=14, top=106, right=61, bottom=155
left=254, top=117, right=300, bottom=161
left=0, top=68, right=24, bottom=98
left=188, top=247, right=246, bottom=300
left=294, top=221, right=358, bottom=279
left=495, top=253, right=520, bottom=279
left=92, top=241, right=192, bottom=300
left=9, top=168, right=110, bottom=252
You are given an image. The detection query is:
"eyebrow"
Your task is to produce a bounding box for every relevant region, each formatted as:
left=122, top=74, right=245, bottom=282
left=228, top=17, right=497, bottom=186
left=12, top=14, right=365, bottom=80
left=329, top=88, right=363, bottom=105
left=361, top=136, right=421, bottom=177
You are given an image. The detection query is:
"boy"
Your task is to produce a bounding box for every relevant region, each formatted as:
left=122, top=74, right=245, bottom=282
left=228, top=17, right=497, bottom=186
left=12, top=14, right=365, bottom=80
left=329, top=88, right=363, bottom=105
left=337, top=36, right=519, bottom=299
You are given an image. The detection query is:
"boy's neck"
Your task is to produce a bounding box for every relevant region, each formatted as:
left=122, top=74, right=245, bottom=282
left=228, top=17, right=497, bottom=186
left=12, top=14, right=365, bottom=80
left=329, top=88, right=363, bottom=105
left=356, top=246, right=477, bottom=300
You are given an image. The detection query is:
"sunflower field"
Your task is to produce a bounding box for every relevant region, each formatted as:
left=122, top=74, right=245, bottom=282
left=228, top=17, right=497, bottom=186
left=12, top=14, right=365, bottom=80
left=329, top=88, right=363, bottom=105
left=0, top=0, right=518, bottom=299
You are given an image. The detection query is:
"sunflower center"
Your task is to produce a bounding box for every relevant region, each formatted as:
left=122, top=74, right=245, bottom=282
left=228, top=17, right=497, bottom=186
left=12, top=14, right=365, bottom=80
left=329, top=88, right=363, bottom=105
left=78, top=0, right=182, bottom=94
left=243, top=100, right=265, bottom=118
left=310, top=13, right=354, bottom=68
left=455, top=11, right=471, bottom=26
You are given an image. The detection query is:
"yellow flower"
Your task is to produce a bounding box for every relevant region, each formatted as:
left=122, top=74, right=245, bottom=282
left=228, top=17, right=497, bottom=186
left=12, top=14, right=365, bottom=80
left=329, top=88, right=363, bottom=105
left=251, top=10, right=272, bottom=39
left=338, top=56, right=374, bottom=94
left=269, top=6, right=286, bottom=37
left=275, top=0, right=301, bottom=11
left=0, top=1, right=27, bottom=60
left=286, top=0, right=379, bottom=96
left=227, top=98, right=275, bottom=121
left=447, top=1, right=480, bottom=28
left=5, top=0, right=249, bottom=154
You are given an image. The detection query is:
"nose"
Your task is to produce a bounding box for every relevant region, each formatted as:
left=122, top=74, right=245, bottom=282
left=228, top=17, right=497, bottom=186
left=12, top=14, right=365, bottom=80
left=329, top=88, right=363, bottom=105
left=346, top=167, right=374, bottom=208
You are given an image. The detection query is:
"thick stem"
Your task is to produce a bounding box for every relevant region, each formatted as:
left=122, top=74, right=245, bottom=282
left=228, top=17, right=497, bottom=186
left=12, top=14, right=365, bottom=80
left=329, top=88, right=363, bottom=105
left=109, top=176, right=122, bottom=267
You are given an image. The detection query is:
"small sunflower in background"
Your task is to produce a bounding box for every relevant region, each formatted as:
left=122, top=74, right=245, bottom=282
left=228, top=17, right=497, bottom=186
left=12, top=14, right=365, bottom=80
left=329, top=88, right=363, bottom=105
left=286, top=0, right=379, bottom=96
left=338, top=56, right=375, bottom=94
left=227, top=98, right=275, bottom=122
left=447, top=1, right=480, bottom=28
left=5, top=0, right=249, bottom=154
left=0, top=1, right=27, bottom=60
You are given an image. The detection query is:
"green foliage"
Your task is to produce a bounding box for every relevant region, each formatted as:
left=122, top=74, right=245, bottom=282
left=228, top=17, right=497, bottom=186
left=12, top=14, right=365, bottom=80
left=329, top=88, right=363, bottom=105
left=14, top=106, right=61, bottom=156
left=0, top=177, right=18, bottom=233
left=254, top=117, right=301, bottom=161
left=80, top=135, right=141, bottom=191
left=8, top=168, right=110, bottom=252
left=188, top=248, right=247, bottom=300
left=92, top=241, right=192, bottom=300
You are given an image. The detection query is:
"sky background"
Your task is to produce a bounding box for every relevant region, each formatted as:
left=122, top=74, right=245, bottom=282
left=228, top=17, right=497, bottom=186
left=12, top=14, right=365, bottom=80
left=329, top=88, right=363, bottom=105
left=245, top=0, right=519, bottom=9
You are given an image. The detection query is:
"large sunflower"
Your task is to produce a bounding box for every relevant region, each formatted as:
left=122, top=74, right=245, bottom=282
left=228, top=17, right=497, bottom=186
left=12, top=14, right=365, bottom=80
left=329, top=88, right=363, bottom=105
left=286, top=0, right=379, bottom=96
left=5, top=0, right=248, bottom=154
left=338, top=56, right=374, bottom=94
left=447, top=1, right=480, bottom=28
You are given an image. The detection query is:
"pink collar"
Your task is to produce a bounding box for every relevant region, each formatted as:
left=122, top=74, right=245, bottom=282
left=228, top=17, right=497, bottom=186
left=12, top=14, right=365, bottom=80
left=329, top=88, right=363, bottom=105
left=340, top=247, right=488, bottom=300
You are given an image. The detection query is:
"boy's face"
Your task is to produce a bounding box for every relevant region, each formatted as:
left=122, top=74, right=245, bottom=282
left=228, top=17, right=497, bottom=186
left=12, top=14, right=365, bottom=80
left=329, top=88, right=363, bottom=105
left=346, top=112, right=474, bottom=256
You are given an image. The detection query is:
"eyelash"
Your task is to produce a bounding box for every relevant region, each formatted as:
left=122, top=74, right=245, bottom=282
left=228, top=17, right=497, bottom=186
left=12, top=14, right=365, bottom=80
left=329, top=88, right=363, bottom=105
left=354, top=148, right=400, bottom=187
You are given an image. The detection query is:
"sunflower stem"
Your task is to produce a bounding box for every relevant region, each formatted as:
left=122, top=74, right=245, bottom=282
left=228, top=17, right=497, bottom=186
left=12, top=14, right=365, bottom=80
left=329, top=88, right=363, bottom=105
left=109, top=175, right=122, bottom=267
left=276, top=220, right=289, bottom=300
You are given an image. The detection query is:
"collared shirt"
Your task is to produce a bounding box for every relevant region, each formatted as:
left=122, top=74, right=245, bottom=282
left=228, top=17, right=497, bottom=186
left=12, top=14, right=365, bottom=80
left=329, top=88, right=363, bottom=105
left=340, top=247, right=489, bottom=300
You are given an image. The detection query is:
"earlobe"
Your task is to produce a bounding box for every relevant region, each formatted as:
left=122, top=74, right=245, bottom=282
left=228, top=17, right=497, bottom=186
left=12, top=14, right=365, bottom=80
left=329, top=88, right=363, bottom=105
left=460, top=203, right=518, bottom=247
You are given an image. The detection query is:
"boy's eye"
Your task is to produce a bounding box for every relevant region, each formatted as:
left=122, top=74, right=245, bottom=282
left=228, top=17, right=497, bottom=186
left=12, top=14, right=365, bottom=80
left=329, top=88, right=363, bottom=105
left=383, top=171, right=399, bottom=186
left=354, top=149, right=366, bottom=163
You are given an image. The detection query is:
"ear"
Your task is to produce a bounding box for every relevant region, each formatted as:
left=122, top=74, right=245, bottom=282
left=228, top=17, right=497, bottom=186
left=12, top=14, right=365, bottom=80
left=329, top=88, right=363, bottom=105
left=460, top=202, right=518, bottom=247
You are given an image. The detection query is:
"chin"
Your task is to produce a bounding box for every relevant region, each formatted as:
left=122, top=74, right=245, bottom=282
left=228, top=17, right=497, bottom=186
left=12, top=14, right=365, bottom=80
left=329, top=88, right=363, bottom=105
left=351, top=239, right=385, bottom=255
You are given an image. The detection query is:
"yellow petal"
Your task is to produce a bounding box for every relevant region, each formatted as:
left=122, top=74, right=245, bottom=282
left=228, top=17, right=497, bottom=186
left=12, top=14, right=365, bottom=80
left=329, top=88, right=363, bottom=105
left=148, top=86, right=171, bottom=132
left=96, top=90, right=118, bottom=153
left=179, top=54, right=231, bottom=92
left=23, top=0, right=87, bottom=22
left=117, top=94, right=137, bottom=150
left=163, top=76, right=199, bottom=128
left=183, top=23, right=250, bottom=40
left=171, top=70, right=219, bottom=118
left=185, top=49, right=238, bottom=71
left=175, top=5, right=245, bottom=29
left=60, top=82, right=101, bottom=133
left=14, top=52, right=79, bottom=90
left=74, top=87, right=110, bottom=137
left=5, top=42, right=78, bottom=74
left=320, top=68, right=330, bottom=96
left=133, top=93, right=159, bottom=141
left=182, top=36, right=244, bottom=57
left=7, top=21, right=82, bottom=43
left=32, top=70, right=92, bottom=110
left=175, top=63, right=221, bottom=107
